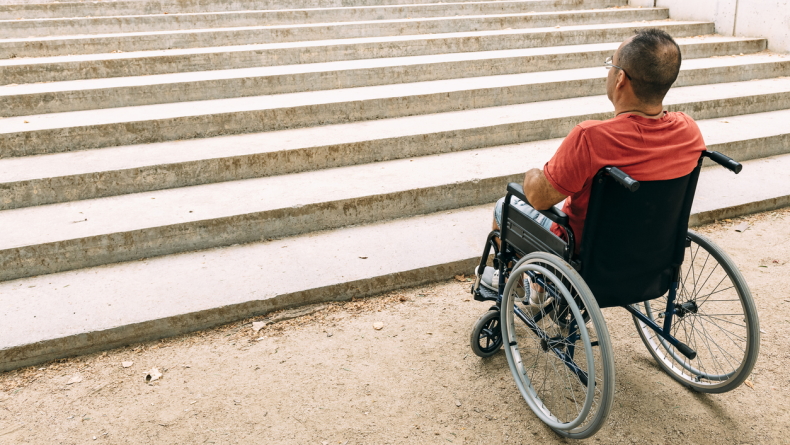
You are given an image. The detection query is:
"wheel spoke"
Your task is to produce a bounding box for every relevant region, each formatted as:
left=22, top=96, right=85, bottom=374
left=688, top=314, right=729, bottom=376
left=693, top=315, right=747, bottom=348
left=692, top=321, right=739, bottom=373
left=694, top=275, right=730, bottom=310
left=692, top=261, right=720, bottom=301
left=683, top=243, right=700, bottom=291
left=697, top=315, right=746, bottom=329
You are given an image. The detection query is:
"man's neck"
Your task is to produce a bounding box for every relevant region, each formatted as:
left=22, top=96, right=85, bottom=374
left=614, top=103, right=665, bottom=119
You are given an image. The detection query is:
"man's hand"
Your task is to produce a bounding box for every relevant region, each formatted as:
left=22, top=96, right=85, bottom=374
left=523, top=168, right=568, bottom=210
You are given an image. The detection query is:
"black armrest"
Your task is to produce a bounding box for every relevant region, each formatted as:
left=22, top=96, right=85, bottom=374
left=506, top=182, right=569, bottom=226
left=704, top=150, right=742, bottom=174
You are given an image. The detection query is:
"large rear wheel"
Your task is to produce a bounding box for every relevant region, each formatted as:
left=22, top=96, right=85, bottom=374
left=501, top=252, right=615, bottom=439
left=633, top=230, right=760, bottom=393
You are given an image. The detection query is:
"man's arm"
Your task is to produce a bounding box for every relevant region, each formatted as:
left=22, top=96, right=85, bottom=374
left=523, top=168, right=568, bottom=210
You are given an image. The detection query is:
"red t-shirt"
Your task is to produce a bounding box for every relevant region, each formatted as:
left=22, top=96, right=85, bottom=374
left=544, top=111, right=706, bottom=250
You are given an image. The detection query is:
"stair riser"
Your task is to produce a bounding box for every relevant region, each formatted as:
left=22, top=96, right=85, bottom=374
left=0, top=175, right=506, bottom=283
left=0, top=9, right=670, bottom=58
left=7, top=58, right=589, bottom=115
left=3, top=69, right=787, bottom=159
left=1, top=22, right=719, bottom=84
left=2, top=130, right=788, bottom=282
left=0, top=116, right=599, bottom=209
left=704, top=134, right=790, bottom=167
left=0, top=0, right=604, bottom=19
left=2, top=0, right=626, bottom=36
left=0, top=83, right=619, bottom=156
left=688, top=196, right=790, bottom=227
left=5, top=126, right=789, bottom=212
left=4, top=56, right=788, bottom=117
left=0, top=255, right=477, bottom=373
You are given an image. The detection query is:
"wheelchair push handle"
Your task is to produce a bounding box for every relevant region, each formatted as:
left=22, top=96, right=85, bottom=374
left=506, top=182, right=569, bottom=226
left=704, top=150, right=742, bottom=174
left=605, top=167, right=640, bottom=192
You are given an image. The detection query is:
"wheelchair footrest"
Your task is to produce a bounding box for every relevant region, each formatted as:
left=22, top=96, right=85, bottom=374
left=473, top=285, right=498, bottom=302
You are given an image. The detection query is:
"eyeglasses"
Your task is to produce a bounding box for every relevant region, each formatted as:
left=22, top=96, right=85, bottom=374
left=604, top=56, right=631, bottom=80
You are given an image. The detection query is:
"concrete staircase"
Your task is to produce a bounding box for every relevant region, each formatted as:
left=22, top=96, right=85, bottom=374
left=1, top=0, right=789, bottom=372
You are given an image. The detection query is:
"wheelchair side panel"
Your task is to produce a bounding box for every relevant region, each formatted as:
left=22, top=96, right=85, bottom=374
left=505, top=204, right=567, bottom=260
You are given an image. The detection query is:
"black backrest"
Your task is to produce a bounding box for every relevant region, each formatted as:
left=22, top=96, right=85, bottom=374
left=579, top=159, right=703, bottom=308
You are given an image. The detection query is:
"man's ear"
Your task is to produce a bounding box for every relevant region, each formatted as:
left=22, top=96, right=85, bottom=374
left=615, top=70, right=628, bottom=90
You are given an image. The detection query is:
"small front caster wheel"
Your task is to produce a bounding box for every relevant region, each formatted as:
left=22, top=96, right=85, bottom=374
left=470, top=310, right=502, bottom=357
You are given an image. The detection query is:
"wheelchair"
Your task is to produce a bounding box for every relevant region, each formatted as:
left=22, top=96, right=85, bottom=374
left=468, top=151, right=760, bottom=439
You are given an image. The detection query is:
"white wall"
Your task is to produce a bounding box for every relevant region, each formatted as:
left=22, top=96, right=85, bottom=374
left=631, top=0, right=790, bottom=53
left=732, top=1, right=790, bottom=53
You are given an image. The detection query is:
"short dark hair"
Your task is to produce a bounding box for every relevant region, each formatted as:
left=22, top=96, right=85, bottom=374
left=618, top=28, right=681, bottom=105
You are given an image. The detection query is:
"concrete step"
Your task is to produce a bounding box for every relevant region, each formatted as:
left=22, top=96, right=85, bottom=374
left=0, top=13, right=687, bottom=59
left=1, top=101, right=789, bottom=281
left=1, top=0, right=627, bottom=37
left=1, top=33, right=755, bottom=86
left=0, top=0, right=579, bottom=19
left=5, top=99, right=789, bottom=213
left=3, top=66, right=789, bottom=158
left=4, top=49, right=787, bottom=117
left=2, top=152, right=789, bottom=371
left=2, top=56, right=789, bottom=210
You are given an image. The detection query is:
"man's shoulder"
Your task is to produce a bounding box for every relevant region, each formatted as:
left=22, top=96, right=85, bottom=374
left=577, top=112, right=698, bottom=131
left=562, top=120, right=609, bottom=142
left=575, top=119, right=609, bottom=131
left=663, top=111, right=696, bottom=125
left=573, top=116, right=632, bottom=132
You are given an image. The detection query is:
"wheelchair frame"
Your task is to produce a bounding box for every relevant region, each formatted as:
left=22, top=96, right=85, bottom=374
left=469, top=150, right=757, bottom=438
left=474, top=171, right=701, bottom=362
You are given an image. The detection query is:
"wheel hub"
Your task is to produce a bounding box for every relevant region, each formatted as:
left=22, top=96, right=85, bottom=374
left=540, top=336, right=565, bottom=352
left=674, top=300, right=698, bottom=318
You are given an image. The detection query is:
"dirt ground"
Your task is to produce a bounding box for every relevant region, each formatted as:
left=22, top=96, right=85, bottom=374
left=1, top=208, right=789, bottom=445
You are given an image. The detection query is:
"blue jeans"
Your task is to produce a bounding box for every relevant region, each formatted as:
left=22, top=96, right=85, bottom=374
left=494, top=196, right=553, bottom=231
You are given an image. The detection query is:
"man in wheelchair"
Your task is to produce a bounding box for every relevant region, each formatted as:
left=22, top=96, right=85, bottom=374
left=468, top=29, right=760, bottom=439
left=478, top=28, right=705, bottom=306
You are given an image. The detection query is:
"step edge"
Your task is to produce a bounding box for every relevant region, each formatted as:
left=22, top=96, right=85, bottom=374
left=2, top=54, right=788, bottom=120
left=1, top=144, right=789, bottom=282
left=0, top=8, right=671, bottom=42
left=0, top=74, right=786, bottom=157
left=2, top=113, right=789, bottom=210
left=0, top=18, right=706, bottom=60
left=0, top=1, right=646, bottom=23
left=0, top=30, right=747, bottom=69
